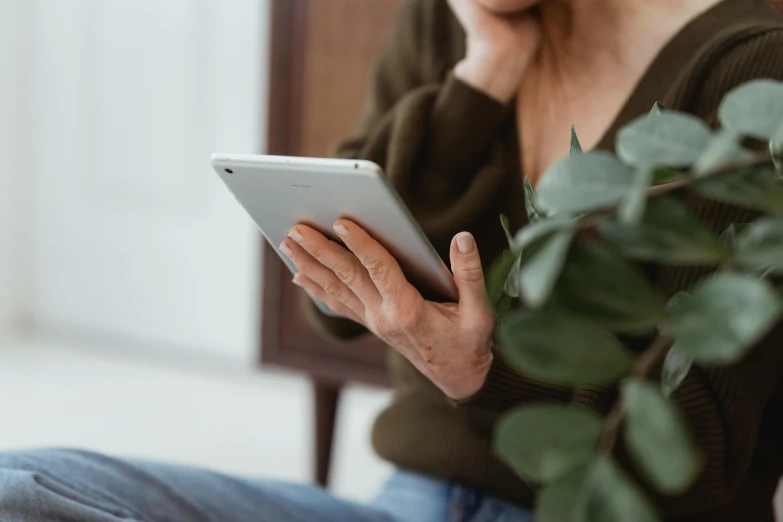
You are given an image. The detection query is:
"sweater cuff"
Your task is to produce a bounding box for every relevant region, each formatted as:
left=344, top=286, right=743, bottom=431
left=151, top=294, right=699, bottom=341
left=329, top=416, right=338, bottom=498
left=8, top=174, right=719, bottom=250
left=455, top=348, right=572, bottom=414
left=420, top=74, right=511, bottom=192
left=433, top=73, right=510, bottom=137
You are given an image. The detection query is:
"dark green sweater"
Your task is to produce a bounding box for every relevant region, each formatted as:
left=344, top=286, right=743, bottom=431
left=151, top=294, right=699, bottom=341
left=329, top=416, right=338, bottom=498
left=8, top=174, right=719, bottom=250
left=308, top=0, right=783, bottom=519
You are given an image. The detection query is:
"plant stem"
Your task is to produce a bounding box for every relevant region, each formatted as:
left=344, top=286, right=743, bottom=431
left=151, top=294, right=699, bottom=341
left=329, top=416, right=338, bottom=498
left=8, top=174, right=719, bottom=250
left=573, top=151, right=773, bottom=232
left=599, top=336, right=673, bottom=453
left=651, top=151, right=772, bottom=194
left=645, top=151, right=770, bottom=198
left=630, top=336, right=674, bottom=379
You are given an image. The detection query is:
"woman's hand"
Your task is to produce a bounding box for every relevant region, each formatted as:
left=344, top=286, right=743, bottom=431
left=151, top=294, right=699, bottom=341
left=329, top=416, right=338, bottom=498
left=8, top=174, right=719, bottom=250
left=449, top=0, right=541, bottom=103
left=280, top=220, right=495, bottom=401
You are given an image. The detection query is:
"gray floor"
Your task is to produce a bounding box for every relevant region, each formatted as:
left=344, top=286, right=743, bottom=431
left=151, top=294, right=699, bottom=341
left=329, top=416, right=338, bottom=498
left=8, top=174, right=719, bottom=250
left=1, top=333, right=781, bottom=518
left=0, top=333, right=394, bottom=503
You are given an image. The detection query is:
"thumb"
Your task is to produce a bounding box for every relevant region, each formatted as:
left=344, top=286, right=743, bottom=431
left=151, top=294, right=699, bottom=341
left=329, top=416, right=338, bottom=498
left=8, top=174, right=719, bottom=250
left=450, top=232, right=489, bottom=315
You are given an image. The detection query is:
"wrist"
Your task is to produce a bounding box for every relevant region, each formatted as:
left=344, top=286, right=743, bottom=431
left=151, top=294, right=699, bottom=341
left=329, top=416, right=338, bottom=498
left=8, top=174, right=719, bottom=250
left=454, top=47, right=526, bottom=104
left=444, top=347, right=494, bottom=401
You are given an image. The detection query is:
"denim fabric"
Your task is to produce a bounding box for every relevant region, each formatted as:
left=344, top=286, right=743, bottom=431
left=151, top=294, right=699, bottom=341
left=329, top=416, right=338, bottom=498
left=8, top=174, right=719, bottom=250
left=0, top=448, right=534, bottom=522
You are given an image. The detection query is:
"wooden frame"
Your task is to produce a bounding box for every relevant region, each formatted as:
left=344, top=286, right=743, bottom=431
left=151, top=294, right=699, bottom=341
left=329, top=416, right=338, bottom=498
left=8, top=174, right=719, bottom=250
left=262, top=0, right=395, bottom=387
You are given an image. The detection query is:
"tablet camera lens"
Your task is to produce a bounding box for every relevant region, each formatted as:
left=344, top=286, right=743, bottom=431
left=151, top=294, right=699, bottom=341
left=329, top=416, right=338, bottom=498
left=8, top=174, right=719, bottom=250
left=225, top=168, right=233, bottom=174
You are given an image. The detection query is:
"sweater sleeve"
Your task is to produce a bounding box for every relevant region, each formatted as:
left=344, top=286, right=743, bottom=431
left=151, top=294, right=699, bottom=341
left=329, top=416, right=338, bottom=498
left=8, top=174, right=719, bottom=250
left=334, top=0, right=512, bottom=252
left=307, top=0, right=513, bottom=340
left=462, top=29, right=783, bottom=516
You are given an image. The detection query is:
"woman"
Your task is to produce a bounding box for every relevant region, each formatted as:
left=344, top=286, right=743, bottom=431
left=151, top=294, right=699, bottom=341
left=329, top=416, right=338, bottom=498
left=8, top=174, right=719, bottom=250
left=1, top=0, right=782, bottom=521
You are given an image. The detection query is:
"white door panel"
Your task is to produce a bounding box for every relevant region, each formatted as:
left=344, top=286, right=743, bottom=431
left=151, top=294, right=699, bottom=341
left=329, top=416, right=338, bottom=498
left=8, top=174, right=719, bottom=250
left=31, top=0, right=268, bottom=363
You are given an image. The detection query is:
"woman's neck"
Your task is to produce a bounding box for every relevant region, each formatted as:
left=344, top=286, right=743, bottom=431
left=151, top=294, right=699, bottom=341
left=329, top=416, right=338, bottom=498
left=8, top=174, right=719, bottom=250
left=535, top=0, right=724, bottom=78
left=516, top=0, right=725, bottom=183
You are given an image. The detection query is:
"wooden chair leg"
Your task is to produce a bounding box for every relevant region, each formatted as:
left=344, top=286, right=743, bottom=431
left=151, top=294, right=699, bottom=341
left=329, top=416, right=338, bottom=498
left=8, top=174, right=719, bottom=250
left=314, top=379, right=342, bottom=487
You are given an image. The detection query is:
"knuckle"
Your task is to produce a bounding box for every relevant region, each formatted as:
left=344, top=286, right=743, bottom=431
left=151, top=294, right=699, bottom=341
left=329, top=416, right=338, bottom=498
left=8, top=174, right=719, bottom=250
left=473, top=312, right=496, bottom=334
left=387, top=306, right=418, bottom=330
left=478, top=318, right=496, bottom=337
left=364, top=258, right=388, bottom=280
left=322, top=280, right=344, bottom=299
left=459, top=265, right=485, bottom=283
left=333, top=264, right=358, bottom=285
left=370, top=315, right=390, bottom=337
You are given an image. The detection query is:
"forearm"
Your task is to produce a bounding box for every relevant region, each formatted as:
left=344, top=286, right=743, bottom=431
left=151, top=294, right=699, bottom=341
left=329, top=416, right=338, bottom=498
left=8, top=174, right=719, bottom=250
left=454, top=47, right=527, bottom=104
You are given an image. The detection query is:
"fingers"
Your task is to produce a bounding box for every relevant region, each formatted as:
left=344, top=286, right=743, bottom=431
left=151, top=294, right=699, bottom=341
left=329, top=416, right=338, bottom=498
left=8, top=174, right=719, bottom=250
left=280, top=237, right=366, bottom=319
left=449, top=232, right=493, bottom=326
left=285, top=225, right=381, bottom=307
left=291, top=273, right=363, bottom=324
left=332, top=220, right=418, bottom=302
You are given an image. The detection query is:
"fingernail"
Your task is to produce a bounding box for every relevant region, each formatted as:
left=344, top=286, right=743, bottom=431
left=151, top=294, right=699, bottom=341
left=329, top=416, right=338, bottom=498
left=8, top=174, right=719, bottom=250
left=333, top=223, right=349, bottom=238
left=456, top=232, right=474, bottom=254
left=288, top=228, right=304, bottom=242
left=279, top=242, right=293, bottom=258
left=291, top=275, right=302, bottom=286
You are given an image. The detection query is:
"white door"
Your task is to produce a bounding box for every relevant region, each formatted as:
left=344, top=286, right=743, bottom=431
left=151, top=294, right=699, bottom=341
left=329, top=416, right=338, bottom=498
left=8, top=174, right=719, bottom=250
left=0, top=0, right=27, bottom=327
left=29, top=0, right=268, bottom=364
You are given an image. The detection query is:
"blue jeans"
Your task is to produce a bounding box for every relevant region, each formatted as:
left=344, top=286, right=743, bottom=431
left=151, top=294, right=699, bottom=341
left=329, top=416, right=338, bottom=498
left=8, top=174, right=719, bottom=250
left=0, top=448, right=534, bottom=521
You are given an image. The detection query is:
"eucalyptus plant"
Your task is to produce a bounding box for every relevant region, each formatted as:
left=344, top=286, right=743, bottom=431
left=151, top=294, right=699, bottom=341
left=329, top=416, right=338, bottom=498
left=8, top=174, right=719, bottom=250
left=488, top=79, right=783, bottom=522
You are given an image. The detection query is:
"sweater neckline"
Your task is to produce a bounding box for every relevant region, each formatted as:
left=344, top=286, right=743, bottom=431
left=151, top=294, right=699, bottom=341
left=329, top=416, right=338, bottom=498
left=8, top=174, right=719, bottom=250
left=594, top=0, right=774, bottom=152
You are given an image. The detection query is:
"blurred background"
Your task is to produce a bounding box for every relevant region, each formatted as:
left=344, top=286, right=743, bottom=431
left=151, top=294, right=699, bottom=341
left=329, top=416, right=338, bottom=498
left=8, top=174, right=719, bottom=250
left=0, top=0, right=398, bottom=502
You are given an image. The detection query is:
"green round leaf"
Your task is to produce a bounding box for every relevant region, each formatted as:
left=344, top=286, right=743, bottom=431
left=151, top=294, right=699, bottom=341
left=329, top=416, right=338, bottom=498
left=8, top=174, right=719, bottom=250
left=511, top=217, right=578, bottom=307
left=582, top=457, right=660, bottom=522
left=719, top=224, right=739, bottom=252
left=691, top=166, right=783, bottom=214
left=495, top=405, right=602, bottom=484
left=487, top=250, right=518, bottom=310
left=659, top=291, right=692, bottom=337
left=718, top=79, right=783, bottom=140
left=650, top=101, right=666, bottom=116
left=661, top=293, right=696, bottom=397
left=537, top=152, right=633, bottom=215
left=504, top=254, right=522, bottom=298
left=500, top=310, right=634, bottom=386
left=693, top=130, right=753, bottom=177
left=623, top=379, right=702, bottom=495
left=514, top=216, right=577, bottom=252
left=665, top=291, right=692, bottom=318
left=598, top=197, right=726, bottom=265
left=536, top=468, right=590, bottom=522
left=519, top=230, right=575, bottom=308
left=619, top=166, right=653, bottom=224
left=508, top=217, right=577, bottom=307
left=661, top=347, right=694, bottom=398
left=671, top=274, right=783, bottom=364
left=553, top=241, right=667, bottom=333
left=616, top=112, right=711, bottom=168
left=735, top=217, right=783, bottom=272
left=500, top=214, right=514, bottom=248
left=571, top=125, right=583, bottom=155
left=772, top=122, right=783, bottom=168
left=652, top=167, right=682, bottom=185
left=524, top=177, right=544, bottom=223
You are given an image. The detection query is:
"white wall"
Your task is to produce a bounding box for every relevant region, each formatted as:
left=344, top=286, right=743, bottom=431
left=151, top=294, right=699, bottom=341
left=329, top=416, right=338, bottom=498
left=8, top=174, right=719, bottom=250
left=0, top=0, right=33, bottom=329
left=1, top=0, right=270, bottom=365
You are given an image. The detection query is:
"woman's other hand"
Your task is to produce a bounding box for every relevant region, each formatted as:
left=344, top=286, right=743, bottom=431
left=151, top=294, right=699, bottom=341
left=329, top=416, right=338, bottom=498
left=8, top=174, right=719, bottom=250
left=280, top=221, right=494, bottom=401
left=449, top=0, right=542, bottom=103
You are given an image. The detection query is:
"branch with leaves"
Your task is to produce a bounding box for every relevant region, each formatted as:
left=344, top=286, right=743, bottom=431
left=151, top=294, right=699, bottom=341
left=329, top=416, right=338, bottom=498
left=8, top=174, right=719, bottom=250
left=487, top=79, right=783, bottom=522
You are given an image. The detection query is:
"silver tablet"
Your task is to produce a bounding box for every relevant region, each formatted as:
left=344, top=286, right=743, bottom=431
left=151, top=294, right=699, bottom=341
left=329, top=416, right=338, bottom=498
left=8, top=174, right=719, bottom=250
left=210, top=153, right=457, bottom=316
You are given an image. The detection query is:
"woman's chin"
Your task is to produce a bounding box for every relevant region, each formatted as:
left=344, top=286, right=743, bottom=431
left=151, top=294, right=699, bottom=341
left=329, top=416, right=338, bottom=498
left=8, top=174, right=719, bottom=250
left=475, top=0, right=541, bottom=15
